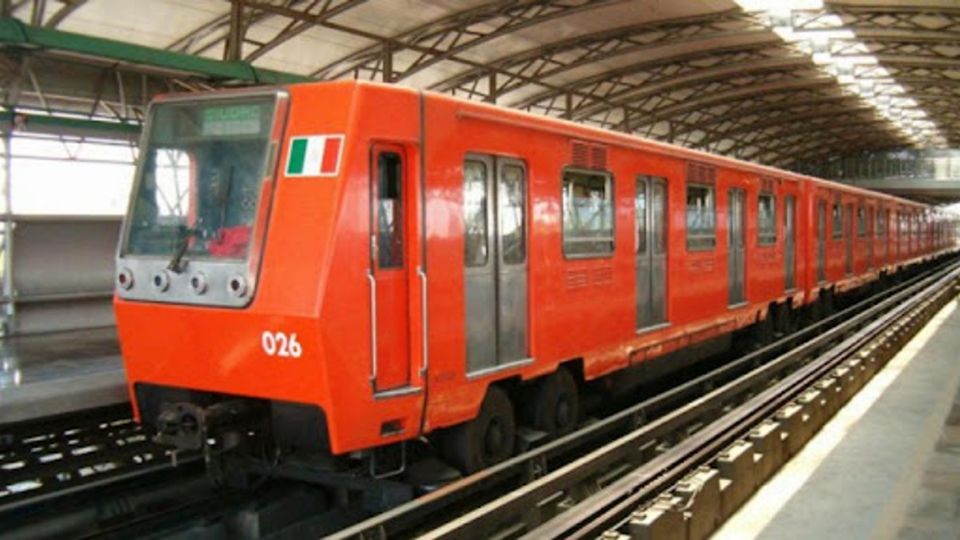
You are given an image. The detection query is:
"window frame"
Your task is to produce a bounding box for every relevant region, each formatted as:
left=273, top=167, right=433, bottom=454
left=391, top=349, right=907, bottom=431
left=832, top=199, right=843, bottom=239
left=374, top=150, right=405, bottom=269
left=561, top=167, right=615, bottom=259
left=498, top=162, right=527, bottom=266
left=757, top=192, right=777, bottom=246
left=685, top=182, right=717, bottom=251
left=462, top=158, right=490, bottom=268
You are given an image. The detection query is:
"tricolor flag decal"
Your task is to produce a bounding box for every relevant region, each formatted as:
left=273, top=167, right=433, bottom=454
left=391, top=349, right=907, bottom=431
left=285, top=135, right=345, bottom=177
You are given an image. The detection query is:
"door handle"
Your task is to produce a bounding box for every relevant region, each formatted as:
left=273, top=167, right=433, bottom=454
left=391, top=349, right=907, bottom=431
left=418, top=266, right=429, bottom=376
left=367, top=272, right=377, bottom=386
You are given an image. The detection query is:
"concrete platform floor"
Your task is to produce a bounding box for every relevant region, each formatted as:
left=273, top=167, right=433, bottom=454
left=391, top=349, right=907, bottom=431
left=715, top=296, right=960, bottom=540
left=0, top=327, right=125, bottom=424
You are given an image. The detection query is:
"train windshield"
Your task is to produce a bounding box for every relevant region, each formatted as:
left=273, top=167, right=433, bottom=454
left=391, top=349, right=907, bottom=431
left=124, top=96, right=276, bottom=262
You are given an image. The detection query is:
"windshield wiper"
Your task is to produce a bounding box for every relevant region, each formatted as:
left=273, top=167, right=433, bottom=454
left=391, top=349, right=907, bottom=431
left=167, top=226, right=196, bottom=274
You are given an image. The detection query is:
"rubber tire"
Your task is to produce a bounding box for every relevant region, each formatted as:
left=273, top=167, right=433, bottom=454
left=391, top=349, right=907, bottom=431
left=441, top=386, right=516, bottom=474
left=529, top=368, right=580, bottom=437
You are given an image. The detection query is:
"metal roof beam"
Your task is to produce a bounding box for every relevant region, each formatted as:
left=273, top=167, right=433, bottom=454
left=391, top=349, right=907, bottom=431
left=430, top=9, right=764, bottom=98
left=0, top=17, right=309, bottom=84
left=512, top=42, right=800, bottom=118
left=0, top=110, right=139, bottom=139
left=44, top=0, right=85, bottom=29
left=304, top=0, right=625, bottom=81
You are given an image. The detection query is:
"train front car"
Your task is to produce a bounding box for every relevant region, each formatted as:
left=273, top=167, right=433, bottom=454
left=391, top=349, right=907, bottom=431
left=114, top=82, right=426, bottom=474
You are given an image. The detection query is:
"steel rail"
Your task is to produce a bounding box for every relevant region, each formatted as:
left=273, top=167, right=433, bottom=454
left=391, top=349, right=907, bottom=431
left=329, top=255, right=959, bottom=540
left=429, top=259, right=960, bottom=539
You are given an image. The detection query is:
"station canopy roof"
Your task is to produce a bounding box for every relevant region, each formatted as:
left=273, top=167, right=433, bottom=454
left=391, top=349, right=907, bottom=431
left=1, top=0, right=958, bottom=171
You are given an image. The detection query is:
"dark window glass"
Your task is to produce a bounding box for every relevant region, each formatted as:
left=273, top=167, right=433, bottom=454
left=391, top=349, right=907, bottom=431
left=758, top=193, right=776, bottom=245
left=562, top=169, right=614, bottom=256
left=635, top=179, right=647, bottom=254
left=125, top=96, right=276, bottom=260
left=500, top=164, right=526, bottom=264
left=877, top=208, right=886, bottom=237
left=463, top=159, right=488, bottom=267
left=377, top=152, right=403, bottom=268
left=857, top=206, right=866, bottom=237
left=686, top=183, right=716, bottom=250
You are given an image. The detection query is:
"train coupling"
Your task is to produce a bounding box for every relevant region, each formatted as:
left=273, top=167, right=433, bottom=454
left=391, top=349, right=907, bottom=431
left=155, top=400, right=267, bottom=454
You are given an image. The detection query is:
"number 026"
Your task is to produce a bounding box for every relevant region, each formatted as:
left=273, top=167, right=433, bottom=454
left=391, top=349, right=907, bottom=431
left=261, top=331, right=302, bottom=358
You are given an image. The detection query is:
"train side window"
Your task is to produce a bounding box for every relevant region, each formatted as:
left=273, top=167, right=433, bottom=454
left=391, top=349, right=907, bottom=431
left=857, top=206, right=866, bottom=237
left=686, top=184, right=716, bottom=250
left=376, top=151, right=403, bottom=268
left=832, top=200, right=843, bottom=239
left=562, top=169, right=614, bottom=257
left=463, top=159, right=488, bottom=267
left=500, top=164, right=526, bottom=265
left=757, top=193, right=776, bottom=246
left=877, top=208, right=886, bottom=237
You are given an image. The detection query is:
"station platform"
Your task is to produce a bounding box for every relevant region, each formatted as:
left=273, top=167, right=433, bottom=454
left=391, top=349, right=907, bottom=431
left=0, top=327, right=126, bottom=424
left=715, top=297, right=960, bottom=540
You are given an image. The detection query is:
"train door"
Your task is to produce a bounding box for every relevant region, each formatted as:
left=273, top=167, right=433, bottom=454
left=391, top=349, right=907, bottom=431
left=844, top=204, right=853, bottom=275
left=817, top=200, right=826, bottom=282
left=785, top=195, right=796, bottom=290
left=728, top=188, right=746, bottom=305
left=463, top=155, right=528, bottom=374
left=867, top=207, right=874, bottom=269
left=635, top=175, right=668, bottom=329
left=370, top=145, right=416, bottom=392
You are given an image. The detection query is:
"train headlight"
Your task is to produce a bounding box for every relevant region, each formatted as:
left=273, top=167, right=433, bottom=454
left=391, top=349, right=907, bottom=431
left=189, top=272, right=208, bottom=295
left=117, top=267, right=134, bottom=290
left=152, top=270, right=171, bottom=292
left=227, top=274, right=248, bottom=298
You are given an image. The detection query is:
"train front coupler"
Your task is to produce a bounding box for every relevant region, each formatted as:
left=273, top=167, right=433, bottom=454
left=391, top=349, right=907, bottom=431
left=154, top=400, right=269, bottom=461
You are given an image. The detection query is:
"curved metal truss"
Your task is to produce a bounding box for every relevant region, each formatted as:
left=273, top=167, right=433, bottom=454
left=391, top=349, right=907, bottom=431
left=2, top=0, right=958, bottom=173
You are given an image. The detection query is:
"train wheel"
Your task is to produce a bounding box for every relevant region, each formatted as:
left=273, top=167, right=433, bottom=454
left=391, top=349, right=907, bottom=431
left=529, top=368, right=580, bottom=437
left=441, top=386, right=516, bottom=474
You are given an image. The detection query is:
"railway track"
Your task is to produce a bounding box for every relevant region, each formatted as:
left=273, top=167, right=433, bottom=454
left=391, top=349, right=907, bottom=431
left=0, top=403, right=204, bottom=539
left=5, top=256, right=957, bottom=539
left=333, top=256, right=960, bottom=540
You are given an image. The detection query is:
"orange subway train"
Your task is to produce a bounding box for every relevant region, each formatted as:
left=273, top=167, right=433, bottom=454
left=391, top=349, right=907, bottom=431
left=114, top=81, right=957, bottom=475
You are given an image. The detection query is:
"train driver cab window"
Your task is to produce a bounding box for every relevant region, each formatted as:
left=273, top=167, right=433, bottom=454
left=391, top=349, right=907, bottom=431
left=562, top=169, right=614, bottom=257
left=757, top=193, right=776, bottom=246
left=832, top=200, right=843, bottom=239
left=376, top=152, right=403, bottom=268
left=857, top=206, right=866, bottom=237
left=686, top=184, right=716, bottom=250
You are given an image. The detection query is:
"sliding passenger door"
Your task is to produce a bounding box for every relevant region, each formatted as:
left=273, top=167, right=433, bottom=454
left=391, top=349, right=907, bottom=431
left=635, top=175, right=668, bottom=329
left=463, top=155, right=528, bottom=374
left=728, top=188, right=746, bottom=305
